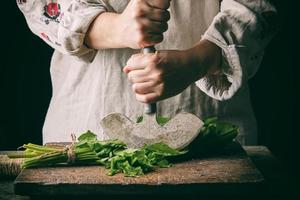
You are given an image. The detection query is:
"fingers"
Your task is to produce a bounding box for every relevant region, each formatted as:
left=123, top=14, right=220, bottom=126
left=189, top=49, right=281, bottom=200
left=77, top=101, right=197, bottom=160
left=139, top=33, right=163, bottom=48
left=146, top=8, right=170, bottom=22
left=124, top=54, right=147, bottom=72
left=133, top=1, right=170, bottom=33
left=127, top=69, right=151, bottom=83
left=124, top=0, right=170, bottom=48
left=124, top=51, right=165, bottom=103
left=133, top=0, right=170, bottom=22
left=134, top=3, right=170, bottom=22
left=138, top=18, right=168, bottom=34
left=135, top=92, right=158, bottom=103
left=132, top=17, right=166, bottom=48
left=135, top=12, right=168, bottom=35
left=132, top=82, right=155, bottom=94
left=146, top=0, right=171, bottom=10
left=125, top=53, right=155, bottom=72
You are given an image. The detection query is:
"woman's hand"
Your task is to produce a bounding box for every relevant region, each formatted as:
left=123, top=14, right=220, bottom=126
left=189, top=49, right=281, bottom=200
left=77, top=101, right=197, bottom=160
left=123, top=39, right=222, bottom=103
left=85, top=0, right=171, bottom=49
left=117, top=0, right=171, bottom=49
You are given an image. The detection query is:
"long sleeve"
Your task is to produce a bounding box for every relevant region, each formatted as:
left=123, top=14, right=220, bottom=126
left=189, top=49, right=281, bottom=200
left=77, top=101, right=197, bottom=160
left=17, top=0, right=107, bottom=62
left=196, top=0, right=278, bottom=101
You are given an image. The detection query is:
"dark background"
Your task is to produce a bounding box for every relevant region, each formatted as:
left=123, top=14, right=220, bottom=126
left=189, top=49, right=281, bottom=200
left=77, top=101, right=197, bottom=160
left=0, top=1, right=298, bottom=176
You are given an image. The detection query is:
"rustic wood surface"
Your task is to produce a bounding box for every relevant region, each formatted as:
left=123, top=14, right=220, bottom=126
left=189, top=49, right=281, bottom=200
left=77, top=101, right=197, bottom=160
left=1, top=145, right=291, bottom=200
left=13, top=143, right=264, bottom=196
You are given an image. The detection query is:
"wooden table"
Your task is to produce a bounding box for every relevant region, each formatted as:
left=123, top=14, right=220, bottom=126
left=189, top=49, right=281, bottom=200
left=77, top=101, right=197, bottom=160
left=0, top=145, right=288, bottom=200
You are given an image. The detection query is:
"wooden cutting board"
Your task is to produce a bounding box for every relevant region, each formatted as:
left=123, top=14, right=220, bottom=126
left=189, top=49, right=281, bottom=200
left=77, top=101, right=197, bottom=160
left=13, top=142, right=264, bottom=197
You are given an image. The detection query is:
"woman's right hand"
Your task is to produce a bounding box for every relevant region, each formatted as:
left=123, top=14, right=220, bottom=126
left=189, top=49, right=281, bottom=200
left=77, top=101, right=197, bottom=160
left=85, top=0, right=171, bottom=49
left=117, top=0, right=171, bottom=49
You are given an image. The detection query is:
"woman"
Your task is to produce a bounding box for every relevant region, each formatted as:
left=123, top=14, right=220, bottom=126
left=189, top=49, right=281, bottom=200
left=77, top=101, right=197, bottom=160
left=17, top=0, right=278, bottom=145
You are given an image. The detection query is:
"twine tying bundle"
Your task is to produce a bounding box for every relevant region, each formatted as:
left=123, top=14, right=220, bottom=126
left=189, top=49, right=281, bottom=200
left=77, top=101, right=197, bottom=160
left=0, top=154, right=23, bottom=178
left=64, top=134, right=77, bottom=164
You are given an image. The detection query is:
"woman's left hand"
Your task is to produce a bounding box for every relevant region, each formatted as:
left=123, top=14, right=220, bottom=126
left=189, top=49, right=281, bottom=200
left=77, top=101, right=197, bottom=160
left=123, top=39, right=222, bottom=103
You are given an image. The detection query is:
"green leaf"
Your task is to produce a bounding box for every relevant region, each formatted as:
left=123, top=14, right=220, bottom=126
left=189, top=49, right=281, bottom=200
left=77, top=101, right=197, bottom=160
left=157, top=159, right=171, bottom=168
left=78, top=130, right=97, bottom=142
left=136, top=116, right=143, bottom=123
left=157, top=116, right=170, bottom=125
left=143, top=142, right=186, bottom=156
left=197, top=117, right=239, bottom=151
left=203, top=117, right=218, bottom=125
left=136, top=116, right=170, bottom=125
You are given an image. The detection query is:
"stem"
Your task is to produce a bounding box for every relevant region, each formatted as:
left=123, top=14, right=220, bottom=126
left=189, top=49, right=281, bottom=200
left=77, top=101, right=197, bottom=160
left=24, top=143, right=61, bottom=153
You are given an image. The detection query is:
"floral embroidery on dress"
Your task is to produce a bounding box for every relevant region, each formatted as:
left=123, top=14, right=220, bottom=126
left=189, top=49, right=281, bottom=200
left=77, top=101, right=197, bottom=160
left=41, top=1, right=61, bottom=24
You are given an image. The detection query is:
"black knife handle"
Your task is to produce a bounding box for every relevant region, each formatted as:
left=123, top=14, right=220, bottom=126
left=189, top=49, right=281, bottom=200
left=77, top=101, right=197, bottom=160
left=141, top=46, right=157, bottom=114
